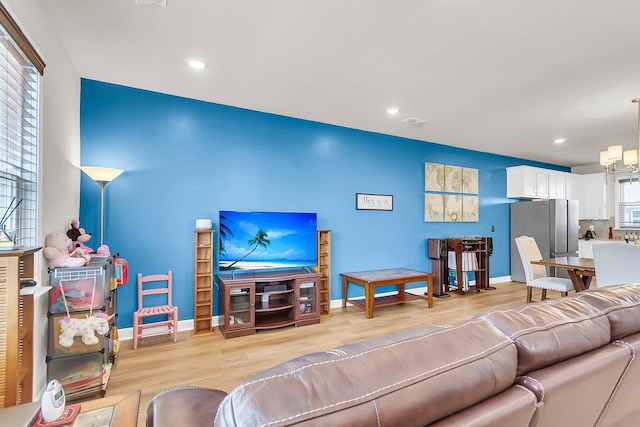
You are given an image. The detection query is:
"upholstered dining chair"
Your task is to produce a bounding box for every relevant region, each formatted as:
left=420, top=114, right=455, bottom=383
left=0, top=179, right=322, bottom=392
left=514, top=235, right=574, bottom=303
left=592, top=242, right=640, bottom=287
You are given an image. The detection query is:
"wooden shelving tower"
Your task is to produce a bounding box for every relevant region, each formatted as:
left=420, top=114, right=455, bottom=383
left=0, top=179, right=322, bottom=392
left=193, top=230, right=214, bottom=335
left=314, top=230, right=331, bottom=317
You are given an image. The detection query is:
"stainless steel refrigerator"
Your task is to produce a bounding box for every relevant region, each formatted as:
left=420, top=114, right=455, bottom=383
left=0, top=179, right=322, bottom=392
left=510, top=199, right=579, bottom=282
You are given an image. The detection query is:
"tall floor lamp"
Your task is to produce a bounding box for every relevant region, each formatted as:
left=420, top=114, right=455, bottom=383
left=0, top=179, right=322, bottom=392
left=80, top=166, right=124, bottom=246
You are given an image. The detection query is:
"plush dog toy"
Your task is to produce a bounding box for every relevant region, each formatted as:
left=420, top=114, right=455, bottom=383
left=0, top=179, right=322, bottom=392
left=58, top=312, right=113, bottom=347
left=67, top=219, right=94, bottom=254
left=43, top=231, right=90, bottom=267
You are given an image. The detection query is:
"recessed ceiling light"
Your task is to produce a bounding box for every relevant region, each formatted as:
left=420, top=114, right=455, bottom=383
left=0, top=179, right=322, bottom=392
left=186, top=58, right=207, bottom=70
left=554, top=138, right=566, bottom=144
left=387, top=107, right=399, bottom=115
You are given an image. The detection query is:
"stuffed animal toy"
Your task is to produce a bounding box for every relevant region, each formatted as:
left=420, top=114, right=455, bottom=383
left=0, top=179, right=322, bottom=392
left=95, top=244, right=111, bottom=257
left=43, top=232, right=90, bottom=267
left=67, top=219, right=94, bottom=253
left=58, top=312, right=113, bottom=347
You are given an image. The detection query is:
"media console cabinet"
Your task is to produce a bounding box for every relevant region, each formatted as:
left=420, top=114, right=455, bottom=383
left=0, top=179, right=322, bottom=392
left=217, top=270, right=322, bottom=338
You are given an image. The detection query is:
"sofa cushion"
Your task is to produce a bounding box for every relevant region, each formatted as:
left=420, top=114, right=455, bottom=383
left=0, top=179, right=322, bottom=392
left=214, top=321, right=517, bottom=427
left=574, top=284, right=640, bottom=340
left=476, top=297, right=610, bottom=375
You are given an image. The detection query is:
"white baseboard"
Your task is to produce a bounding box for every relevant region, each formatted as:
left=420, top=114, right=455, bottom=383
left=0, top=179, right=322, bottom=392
left=334, top=275, right=511, bottom=309
left=118, top=317, right=222, bottom=341
left=119, top=276, right=512, bottom=340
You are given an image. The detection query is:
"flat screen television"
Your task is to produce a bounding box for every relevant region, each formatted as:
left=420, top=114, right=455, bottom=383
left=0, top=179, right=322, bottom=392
left=218, top=210, right=317, bottom=272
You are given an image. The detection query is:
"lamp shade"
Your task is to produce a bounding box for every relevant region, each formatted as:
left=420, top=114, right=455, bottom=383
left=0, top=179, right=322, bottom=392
left=600, top=151, right=611, bottom=166
left=624, top=149, right=638, bottom=166
left=607, top=145, right=623, bottom=162
left=81, top=166, right=124, bottom=183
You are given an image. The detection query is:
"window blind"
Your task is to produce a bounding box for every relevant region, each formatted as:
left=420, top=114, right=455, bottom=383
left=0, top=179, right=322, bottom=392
left=617, top=178, right=640, bottom=228
left=0, top=21, right=38, bottom=246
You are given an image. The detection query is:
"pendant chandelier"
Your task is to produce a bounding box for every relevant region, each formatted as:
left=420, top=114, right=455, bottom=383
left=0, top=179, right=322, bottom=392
left=600, top=98, right=640, bottom=177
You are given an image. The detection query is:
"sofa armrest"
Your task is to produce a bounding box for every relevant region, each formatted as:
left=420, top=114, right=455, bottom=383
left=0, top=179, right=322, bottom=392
left=146, top=386, right=227, bottom=427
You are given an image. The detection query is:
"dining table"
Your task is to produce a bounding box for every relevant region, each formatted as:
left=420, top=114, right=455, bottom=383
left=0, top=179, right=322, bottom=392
left=531, top=256, right=595, bottom=292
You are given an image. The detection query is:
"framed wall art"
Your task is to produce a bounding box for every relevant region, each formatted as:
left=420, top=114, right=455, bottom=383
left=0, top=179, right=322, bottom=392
left=424, top=162, right=479, bottom=222
left=356, top=193, right=393, bottom=211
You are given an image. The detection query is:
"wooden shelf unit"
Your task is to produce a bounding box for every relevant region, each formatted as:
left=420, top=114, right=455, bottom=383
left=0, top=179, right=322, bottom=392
left=0, top=247, right=40, bottom=408
left=193, top=230, right=214, bottom=336
left=314, top=230, right=331, bottom=316
left=446, top=238, right=491, bottom=295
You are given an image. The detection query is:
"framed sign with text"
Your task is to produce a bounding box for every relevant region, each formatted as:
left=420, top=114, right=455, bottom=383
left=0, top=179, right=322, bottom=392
left=356, top=193, right=393, bottom=211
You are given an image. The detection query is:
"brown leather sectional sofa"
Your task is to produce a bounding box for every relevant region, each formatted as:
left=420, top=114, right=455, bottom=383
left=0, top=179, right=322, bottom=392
left=148, top=285, right=640, bottom=426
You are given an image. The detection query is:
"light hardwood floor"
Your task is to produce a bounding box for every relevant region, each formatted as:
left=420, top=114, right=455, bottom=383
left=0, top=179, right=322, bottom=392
left=104, top=281, right=565, bottom=426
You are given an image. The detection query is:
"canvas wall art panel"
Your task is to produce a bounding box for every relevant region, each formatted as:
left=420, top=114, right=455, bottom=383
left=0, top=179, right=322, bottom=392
left=424, top=193, right=444, bottom=222
left=425, top=162, right=445, bottom=192
left=462, top=195, right=479, bottom=222
left=462, top=167, right=479, bottom=194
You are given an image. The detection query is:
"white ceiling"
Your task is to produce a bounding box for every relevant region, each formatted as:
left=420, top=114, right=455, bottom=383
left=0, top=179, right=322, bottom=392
left=40, top=0, right=640, bottom=167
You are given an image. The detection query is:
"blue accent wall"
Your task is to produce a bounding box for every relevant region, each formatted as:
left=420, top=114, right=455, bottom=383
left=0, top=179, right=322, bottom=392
left=79, top=79, right=568, bottom=328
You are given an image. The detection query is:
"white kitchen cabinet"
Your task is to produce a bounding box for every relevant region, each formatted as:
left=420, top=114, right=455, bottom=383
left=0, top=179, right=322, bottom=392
left=578, top=173, right=609, bottom=220
left=548, top=171, right=566, bottom=199
left=507, top=166, right=584, bottom=201
left=507, top=166, right=549, bottom=199
left=565, top=173, right=582, bottom=201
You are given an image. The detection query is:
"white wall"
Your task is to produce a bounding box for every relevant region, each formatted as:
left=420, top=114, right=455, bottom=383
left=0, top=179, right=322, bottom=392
left=572, top=163, right=604, bottom=174
left=4, top=0, right=81, bottom=401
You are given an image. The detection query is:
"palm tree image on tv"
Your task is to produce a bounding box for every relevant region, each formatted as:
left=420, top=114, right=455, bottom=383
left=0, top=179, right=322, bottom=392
left=218, top=213, right=233, bottom=257
left=226, top=229, right=271, bottom=269
left=218, top=211, right=318, bottom=271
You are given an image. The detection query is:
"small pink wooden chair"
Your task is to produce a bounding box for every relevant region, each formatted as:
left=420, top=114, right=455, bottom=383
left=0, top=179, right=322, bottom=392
left=133, top=271, right=178, bottom=349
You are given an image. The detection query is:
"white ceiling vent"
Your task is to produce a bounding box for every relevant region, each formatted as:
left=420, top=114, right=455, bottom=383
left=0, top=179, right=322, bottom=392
left=135, top=0, right=167, bottom=5
left=401, top=117, right=426, bottom=126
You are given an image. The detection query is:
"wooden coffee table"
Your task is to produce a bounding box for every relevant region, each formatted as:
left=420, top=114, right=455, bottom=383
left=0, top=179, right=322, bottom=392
left=341, top=268, right=434, bottom=319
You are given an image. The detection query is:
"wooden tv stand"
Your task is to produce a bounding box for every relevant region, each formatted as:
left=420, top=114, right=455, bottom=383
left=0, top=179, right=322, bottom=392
left=217, top=269, right=322, bottom=339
